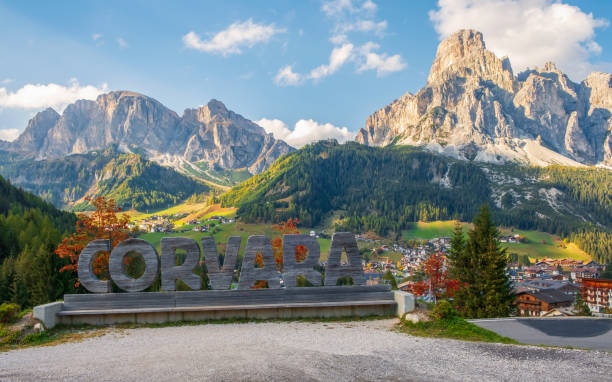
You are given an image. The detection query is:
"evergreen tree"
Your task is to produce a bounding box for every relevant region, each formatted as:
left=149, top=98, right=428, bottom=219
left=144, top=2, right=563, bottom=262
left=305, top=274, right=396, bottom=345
left=447, top=222, right=465, bottom=279
left=601, top=263, right=612, bottom=279
left=382, top=270, right=398, bottom=290
left=448, top=205, right=514, bottom=318
left=574, top=292, right=592, bottom=316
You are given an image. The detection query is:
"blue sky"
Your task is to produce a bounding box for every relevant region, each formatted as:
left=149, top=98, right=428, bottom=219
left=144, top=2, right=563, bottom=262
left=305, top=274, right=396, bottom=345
left=1, top=0, right=612, bottom=147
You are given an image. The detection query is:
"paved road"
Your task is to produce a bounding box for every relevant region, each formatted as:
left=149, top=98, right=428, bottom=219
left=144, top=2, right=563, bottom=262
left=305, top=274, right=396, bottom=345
left=471, top=318, right=612, bottom=350
left=2, top=319, right=611, bottom=381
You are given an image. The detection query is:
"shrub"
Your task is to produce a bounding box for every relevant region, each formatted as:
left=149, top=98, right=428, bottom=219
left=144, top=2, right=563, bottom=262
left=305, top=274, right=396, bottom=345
left=0, top=303, right=20, bottom=324
left=431, top=300, right=456, bottom=320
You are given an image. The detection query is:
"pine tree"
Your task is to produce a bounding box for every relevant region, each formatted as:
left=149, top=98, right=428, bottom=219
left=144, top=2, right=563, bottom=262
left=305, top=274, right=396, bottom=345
left=447, top=221, right=466, bottom=279
left=448, top=205, right=514, bottom=318
left=574, top=292, right=592, bottom=316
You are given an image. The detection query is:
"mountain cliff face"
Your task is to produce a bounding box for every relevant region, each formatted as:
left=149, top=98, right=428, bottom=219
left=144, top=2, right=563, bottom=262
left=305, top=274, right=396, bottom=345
left=356, top=30, right=612, bottom=167
left=9, top=91, right=294, bottom=174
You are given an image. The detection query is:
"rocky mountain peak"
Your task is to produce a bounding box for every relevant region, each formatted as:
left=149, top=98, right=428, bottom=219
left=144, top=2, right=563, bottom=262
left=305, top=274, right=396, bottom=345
left=9, top=91, right=293, bottom=174
left=12, top=107, right=61, bottom=153
left=427, top=29, right=514, bottom=89
left=359, top=29, right=612, bottom=167
left=541, top=62, right=561, bottom=74
left=206, top=99, right=228, bottom=114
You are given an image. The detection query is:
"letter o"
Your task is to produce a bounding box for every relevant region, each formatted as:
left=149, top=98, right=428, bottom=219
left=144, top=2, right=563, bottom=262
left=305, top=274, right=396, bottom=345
left=109, top=238, right=159, bottom=292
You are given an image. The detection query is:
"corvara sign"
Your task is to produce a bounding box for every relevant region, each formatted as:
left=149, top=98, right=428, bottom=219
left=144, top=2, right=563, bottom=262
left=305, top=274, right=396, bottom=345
left=78, top=232, right=366, bottom=293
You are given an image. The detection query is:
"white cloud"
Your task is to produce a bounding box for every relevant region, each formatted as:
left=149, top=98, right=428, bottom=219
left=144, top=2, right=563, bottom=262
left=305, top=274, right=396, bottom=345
left=183, top=19, right=284, bottom=56
left=357, top=42, right=407, bottom=76
left=274, top=0, right=405, bottom=85
left=255, top=118, right=292, bottom=139
left=362, top=0, right=377, bottom=13
left=322, top=0, right=377, bottom=16
left=330, top=34, right=348, bottom=45
left=0, top=79, right=108, bottom=112
left=342, top=19, right=387, bottom=35
left=256, top=118, right=353, bottom=148
left=322, top=0, right=356, bottom=17
left=0, top=128, right=20, bottom=142
left=323, top=0, right=386, bottom=37
left=1, top=79, right=14, bottom=84
left=92, top=33, right=102, bottom=41
left=309, top=43, right=354, bottom=80
left=117, top=37, right=128, bottom=48
left=274, top=65, right=302, bottom=86
left=429, top=0, right=609, bottom=80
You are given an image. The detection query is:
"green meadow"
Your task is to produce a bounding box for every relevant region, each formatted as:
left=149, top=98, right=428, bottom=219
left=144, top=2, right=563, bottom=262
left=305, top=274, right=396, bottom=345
left=403, top=220, right=591, bottom=262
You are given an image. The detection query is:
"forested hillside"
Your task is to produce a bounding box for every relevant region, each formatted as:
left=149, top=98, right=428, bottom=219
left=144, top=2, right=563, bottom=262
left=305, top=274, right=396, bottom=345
left=221, top=141, right=612, bottom=262
left=0, top=145, right=210, bottom=211
left=0, top=175, right=77, bottom=307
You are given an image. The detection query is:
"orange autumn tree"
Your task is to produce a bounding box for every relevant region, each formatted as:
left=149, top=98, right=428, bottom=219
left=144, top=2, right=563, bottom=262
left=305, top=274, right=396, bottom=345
left=411, top=252, right=460, bottom=303
left=55, top=196, right=130, bottom=286
left=253, top=218, right=308, bottom=288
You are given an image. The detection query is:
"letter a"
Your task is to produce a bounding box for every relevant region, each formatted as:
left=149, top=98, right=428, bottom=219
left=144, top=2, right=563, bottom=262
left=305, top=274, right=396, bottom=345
left=238, top=236, right=281, bottom=289
left=324, top=232, right=365, bottom=286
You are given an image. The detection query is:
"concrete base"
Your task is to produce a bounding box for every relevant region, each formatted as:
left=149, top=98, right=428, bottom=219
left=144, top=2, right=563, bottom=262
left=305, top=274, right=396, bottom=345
left=33, top=302, right=64, bottom=329
left=393, top=291, right=415, bottom=317
left=57, top=304, right=396, bottom=326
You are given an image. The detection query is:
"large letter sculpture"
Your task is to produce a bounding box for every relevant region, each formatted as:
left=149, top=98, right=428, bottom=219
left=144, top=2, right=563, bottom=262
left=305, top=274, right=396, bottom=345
left=109, top=238, right=159, bottom=292
left=282, top=234, right=321, bottom=288
left=160, top=237, right=201, bottom=291
left=202, top=236, right=240, bottom=290
left=238, top=235, right=281, bottom=289
left=324, top=232, right=366, bottom=286
left=77, top=239, right=112, bottom=293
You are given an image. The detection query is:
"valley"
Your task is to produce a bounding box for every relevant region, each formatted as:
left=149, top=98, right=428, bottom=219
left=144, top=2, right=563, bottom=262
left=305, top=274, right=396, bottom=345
left=123, top=198, right=591, bottom=264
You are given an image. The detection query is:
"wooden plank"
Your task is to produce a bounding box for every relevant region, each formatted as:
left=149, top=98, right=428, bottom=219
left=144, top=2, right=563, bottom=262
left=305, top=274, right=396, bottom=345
left=58, top=300, right=396, bottom=316
left=62, top=286, right=394, bottom=311
left=63, top=292, right=175, bottom=311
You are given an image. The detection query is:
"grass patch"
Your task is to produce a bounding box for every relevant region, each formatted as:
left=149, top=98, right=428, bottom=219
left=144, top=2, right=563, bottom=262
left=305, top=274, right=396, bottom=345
left=397, top=316, right=519, bottom=344
left=403, top=220, right=591, bottom=262
left=0, top=324, right=110, bottom=353
left=403, top=220, right=468, bottom=240
left=500, top=229, right=590, bottom=262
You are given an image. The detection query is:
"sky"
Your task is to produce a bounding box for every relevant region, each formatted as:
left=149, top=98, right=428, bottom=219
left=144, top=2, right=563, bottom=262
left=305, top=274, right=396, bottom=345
left=1, top=0, right=612, bottom=147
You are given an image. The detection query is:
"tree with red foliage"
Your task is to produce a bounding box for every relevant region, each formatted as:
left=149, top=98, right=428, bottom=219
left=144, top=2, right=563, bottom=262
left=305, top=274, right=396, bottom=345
left=55, top=196, right=130, bottom=286
left=411, top=252, right=460, bottom=303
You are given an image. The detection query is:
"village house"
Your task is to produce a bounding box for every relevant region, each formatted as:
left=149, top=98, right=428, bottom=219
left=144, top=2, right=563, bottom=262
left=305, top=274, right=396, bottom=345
left=499, top=234, right=520, bottom=243
left=582, top=278, right=612, bottom=313
left=570, top=267, right=601, bottom=282
left=515, top=289, right=574, bottom=317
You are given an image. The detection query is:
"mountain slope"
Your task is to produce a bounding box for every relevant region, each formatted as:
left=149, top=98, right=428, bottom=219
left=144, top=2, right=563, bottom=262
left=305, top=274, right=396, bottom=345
left=0, top=145, right=210, bottom=211
left=357, top=29, right=612, bottom=167
left=8, top=91, right=294, bottom=177
left=0, top=173, right=75, bottom=232
left=221, top=140, right=611, bottom=262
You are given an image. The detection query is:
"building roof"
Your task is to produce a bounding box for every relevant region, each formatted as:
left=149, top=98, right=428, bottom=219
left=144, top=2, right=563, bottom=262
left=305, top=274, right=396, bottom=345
left=522, top=279, right=579, bottom=292
left=530, top=289, right=574, bottom=304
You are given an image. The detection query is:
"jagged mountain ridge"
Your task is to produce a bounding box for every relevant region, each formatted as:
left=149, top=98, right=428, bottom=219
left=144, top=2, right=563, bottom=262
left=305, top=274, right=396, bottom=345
left=356, top=30, right=612, bottom=167
left=9, top=91, right=294, bottom=175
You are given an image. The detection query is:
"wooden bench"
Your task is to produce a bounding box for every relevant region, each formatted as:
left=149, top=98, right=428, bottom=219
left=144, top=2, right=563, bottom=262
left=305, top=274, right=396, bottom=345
left=48, top=285, right=411, bottom=327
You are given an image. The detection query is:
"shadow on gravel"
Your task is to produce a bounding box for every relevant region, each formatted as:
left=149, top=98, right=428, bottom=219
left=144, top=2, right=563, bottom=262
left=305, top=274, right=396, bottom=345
left=517, top=319, right=612, bottom=338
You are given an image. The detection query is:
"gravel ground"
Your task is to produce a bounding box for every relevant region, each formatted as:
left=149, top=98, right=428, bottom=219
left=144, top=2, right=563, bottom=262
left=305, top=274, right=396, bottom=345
left=1, top=319, right=611, bottom=382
